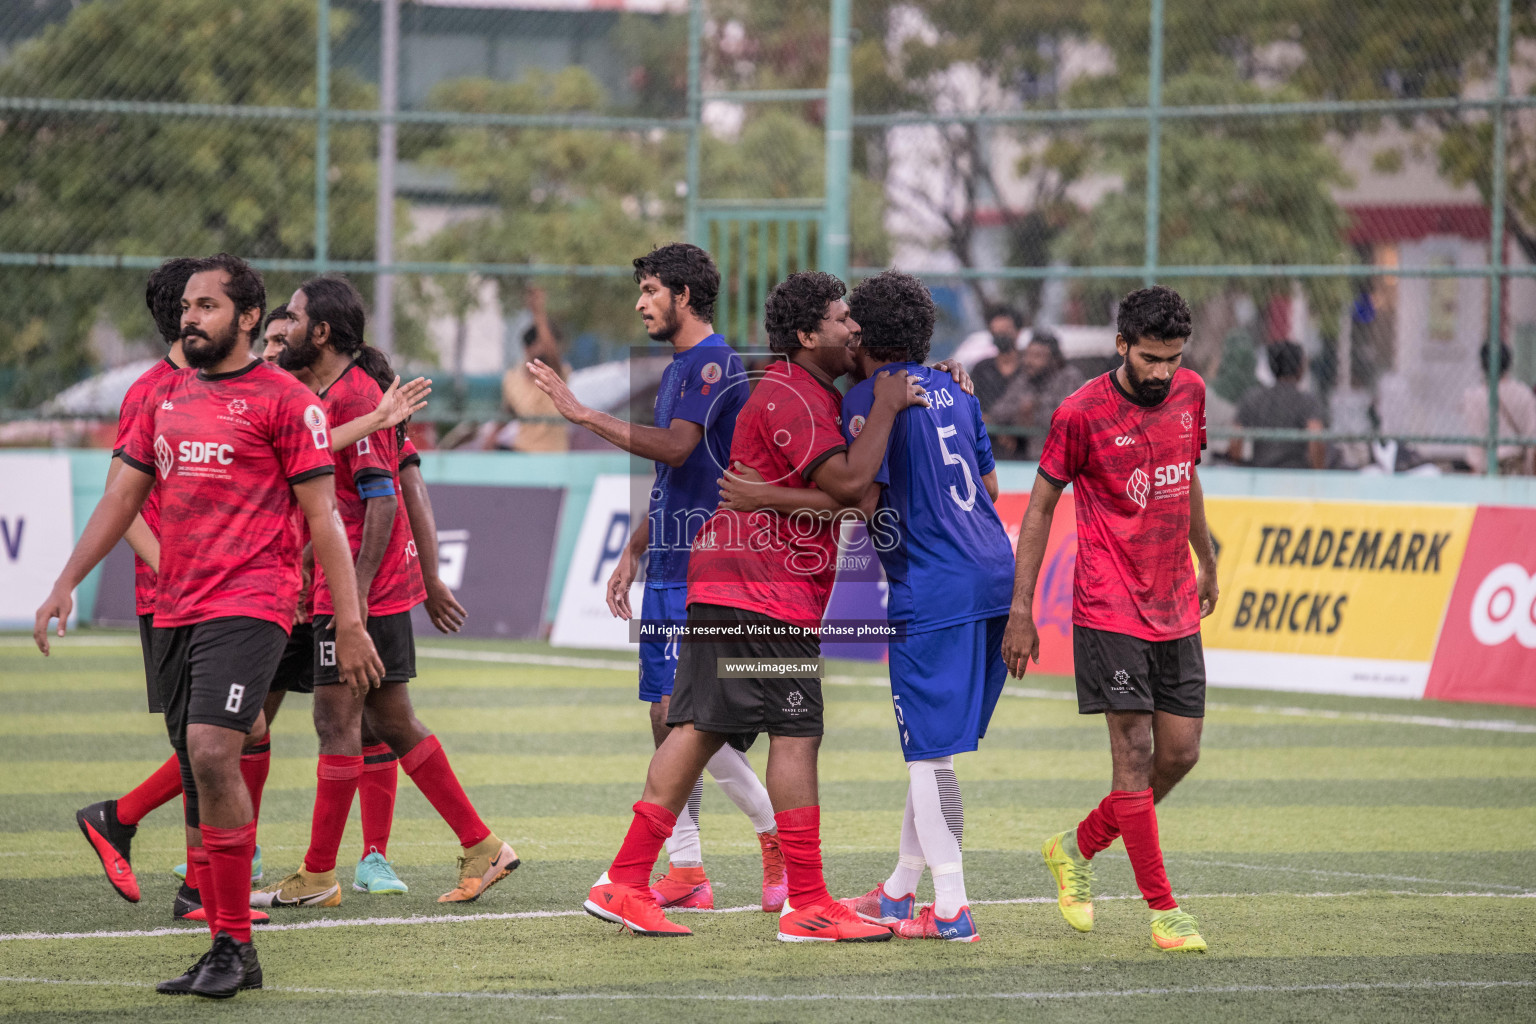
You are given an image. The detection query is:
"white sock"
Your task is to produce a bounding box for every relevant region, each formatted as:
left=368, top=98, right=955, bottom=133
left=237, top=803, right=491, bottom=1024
left=663, top=775, right=704, bottom=868
left=704, top=745, right=776, bottom=833
left=909, top=757, right=968, bottom=918
left=884, top=786, right=924, bottom=898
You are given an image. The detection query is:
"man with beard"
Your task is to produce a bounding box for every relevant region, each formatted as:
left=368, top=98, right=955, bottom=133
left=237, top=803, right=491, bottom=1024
left=36, top=253, right=385, bottom=997
left=252, top=275, right=513, bottom=909
left=526, top=244, right=786, bottom=913
left=1001, top=285, right=1219, bottom=954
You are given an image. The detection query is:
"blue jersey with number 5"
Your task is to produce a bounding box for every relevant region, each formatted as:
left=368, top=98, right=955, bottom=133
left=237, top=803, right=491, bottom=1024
left=841, top=363, right=1015, bottom=633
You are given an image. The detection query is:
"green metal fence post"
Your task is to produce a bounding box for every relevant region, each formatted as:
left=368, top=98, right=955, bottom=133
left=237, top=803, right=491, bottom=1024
left=821, top=0, right=852, bottom=280
left=1143, top=0, right=1165, bottom=287
left=314, top=0, right=331, bottom=272
left=1485, top=0, right=1513, bottom=477
left=685, top=0, right=704, bottom=246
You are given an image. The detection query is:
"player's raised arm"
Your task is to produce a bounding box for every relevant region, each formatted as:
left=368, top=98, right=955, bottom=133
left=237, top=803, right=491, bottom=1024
left=1001, top=472, right=1065, bottom=677
left=808, top=369, right=927, bottom=505
left=294, top=475, right=384, bottom=694
left=525, top=359, right=703, bottom=467
left=400, top=459, right=467, bottom=632
left=34, top=464, right=155, bottom=654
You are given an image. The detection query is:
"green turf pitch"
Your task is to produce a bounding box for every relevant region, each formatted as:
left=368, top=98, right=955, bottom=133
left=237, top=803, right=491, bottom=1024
left=1, top=633, right=1533, bottom=1024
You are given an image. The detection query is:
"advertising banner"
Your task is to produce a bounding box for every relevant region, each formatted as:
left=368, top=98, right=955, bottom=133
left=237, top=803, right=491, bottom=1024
left=1200, top=497, right=1473, bottom=698
left=1424, top=506, right=1536, bottom=707
left=0, top=454, right=78, bottom=628
left=409, top=483, right=564, bottom=640
left=993, top=491, right=1077, bottom=677
left=550, top=474, right=647, bottom=651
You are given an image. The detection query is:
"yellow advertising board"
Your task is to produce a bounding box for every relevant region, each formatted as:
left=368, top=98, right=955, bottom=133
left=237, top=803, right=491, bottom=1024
left=1202, top=497, right=1474, bottom=662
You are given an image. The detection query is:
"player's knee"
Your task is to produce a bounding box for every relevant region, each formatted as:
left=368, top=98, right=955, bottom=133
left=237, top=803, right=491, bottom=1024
left=1162, top=744, right=1200, bottom=776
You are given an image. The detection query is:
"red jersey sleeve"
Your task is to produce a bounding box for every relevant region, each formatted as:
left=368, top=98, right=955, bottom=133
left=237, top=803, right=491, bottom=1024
left=330, top=389, right=397, bottom=487
left=114, top=374, right=154, bottom=455
left=118, top=376, right=171, bottom=477
left=1036, top=401, right=1086, bottom=488
left=273, top=381, right=336, bottom=484
left=399, top=437, right=421, bottom=471
left=1195, top=379, right=1208, bottom=464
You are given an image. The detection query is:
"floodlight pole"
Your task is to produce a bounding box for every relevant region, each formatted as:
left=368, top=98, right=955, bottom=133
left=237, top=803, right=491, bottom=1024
left=685, top=0, right=703, bottom=245
left=315, top=0, right=331, bottom=273
left=1142, top=0, right=1164, bottom=287
left=375, top=0, right=400, bottom=356
left=820, top=0, right=852, bottom=281
left=1485, top=0, right=1512, bottom=477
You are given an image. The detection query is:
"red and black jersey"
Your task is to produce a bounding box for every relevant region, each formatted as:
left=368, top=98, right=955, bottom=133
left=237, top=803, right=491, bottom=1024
left=119, top=359, right=334, bottom=631
left=311, top=363, right=425, bottom=618
left=687, top=359, right=848, bottom=629
left=1037, top=368, right=1207, bottom=642
left=112, top=356, right=182, bottom=615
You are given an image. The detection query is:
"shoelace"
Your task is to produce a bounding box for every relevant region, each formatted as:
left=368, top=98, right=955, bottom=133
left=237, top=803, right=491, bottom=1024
left=1065, top=859, right=1094, bottom=903
left=1157, top=911, right=1199, bottom=936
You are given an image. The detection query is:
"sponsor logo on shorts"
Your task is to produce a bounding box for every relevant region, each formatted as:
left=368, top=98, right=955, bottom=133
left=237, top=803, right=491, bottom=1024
left=1110, top=668, right=1132, bottom=693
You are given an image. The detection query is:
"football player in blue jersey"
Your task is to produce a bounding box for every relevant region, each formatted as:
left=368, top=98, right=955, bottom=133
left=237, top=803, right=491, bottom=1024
left=832, top=271, right=1015, bottom=942
left=526, top=244, right=785, bottom=912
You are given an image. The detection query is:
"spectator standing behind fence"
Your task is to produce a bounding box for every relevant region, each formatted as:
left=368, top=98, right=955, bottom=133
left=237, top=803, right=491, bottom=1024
left=1230, top=340, right=1327, bottom=470
left=993, top=331, right=1085, bottom=460
left=971, top=307, right=1026, bottom=458
left=1462, top=342, right=1536, bottom=475
left=499, top=287, right=571, bottom=452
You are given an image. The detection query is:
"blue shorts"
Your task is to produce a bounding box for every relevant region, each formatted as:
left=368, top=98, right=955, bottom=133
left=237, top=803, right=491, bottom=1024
left=887, top=616, right=1008, bottom=762
left=638, top=585, right=686, bottom=703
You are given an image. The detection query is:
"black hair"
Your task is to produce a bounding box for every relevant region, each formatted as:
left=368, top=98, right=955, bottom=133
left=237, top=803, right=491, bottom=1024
left=632, top=243, right=719, bottom=324
left=764, top=271, right=847, bottom=355
left=1481, top=341, right=1514, bottom=377
left=1027, top=328, right=1066, bottom=369
left=299, top=275, right=402, bottom=440
left=265, top=304, right=290, bottom=330
left=191, top=253, right=266, bottom=344
left=1117, top=285, right=1192, bottom=346
left=1267, top=339, right=1305, bottom=380
left=145, top=257, right=201, bottom=344
left=985, top=304, right=1024, bottom=330
left=849, top=270, right=935, bottom=364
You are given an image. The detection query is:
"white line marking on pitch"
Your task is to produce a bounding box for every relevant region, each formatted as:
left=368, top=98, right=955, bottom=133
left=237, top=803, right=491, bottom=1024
left=1, top=890, right=1529, bottom=944
left=0, top=975, right=1530, bottom=1003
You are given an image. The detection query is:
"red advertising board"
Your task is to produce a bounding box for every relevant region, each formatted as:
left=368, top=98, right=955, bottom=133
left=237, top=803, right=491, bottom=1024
left=993, top=491, right=1077, bottom=677
left=1424, top=505, right=1536, bottom=707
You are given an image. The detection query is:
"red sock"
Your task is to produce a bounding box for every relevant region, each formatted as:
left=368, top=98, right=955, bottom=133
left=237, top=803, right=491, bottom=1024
left=608, top=801, right=676, bottom=890
left=359, top=743, right=399, bottom=858
left=201, top=822, right=257, bottom=944
left=117, top=755, right=183, bottom=826
left=1108, top=788, right=1176, bottom=911
left=240, top=741, right=271, bottom=826
left=302, top=755, right=362, bottom=875
left=1076, top=793, right=1121, bottom=859
left=188, top=845, right=214, bottom=938
left=400, top=735, right=489, bottom=849
left=774, top=806, right=833, bottom=911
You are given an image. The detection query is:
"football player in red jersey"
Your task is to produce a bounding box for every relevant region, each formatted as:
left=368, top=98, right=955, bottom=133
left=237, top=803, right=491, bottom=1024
left=1002, top=285, right=1219, bottom=954
left=252, top=275, right=514, bottom=910
left=36, top=253, right=385, bottom=998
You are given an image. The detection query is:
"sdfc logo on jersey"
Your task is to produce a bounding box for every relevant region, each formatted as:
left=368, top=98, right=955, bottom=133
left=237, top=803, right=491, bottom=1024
left=154, top=435, right=174, bottom=478
left=1126, top=467, right=1151, bottom=508
left=701, top=362, right=722, bottom=385
left=304, top=404, right=328, bottom=451
left=849, top=414, right=866, bottom=438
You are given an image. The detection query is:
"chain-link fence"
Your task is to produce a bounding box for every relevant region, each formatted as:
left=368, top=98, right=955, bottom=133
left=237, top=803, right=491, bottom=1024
left=2, top=0, right=1532, bottom=474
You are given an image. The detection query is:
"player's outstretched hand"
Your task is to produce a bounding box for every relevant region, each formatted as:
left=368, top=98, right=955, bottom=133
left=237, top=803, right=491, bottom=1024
left=336, top=620, right=385, bottom=696
left=526, top=359, right=584, bottom=423
left=1001, top=612, right=1040, bottom=678
left=874, top=368, right=929, bottom=410
left=717, top=461, right=767, bottom=512
left=33, top=586, right=73, bottom=656
left=424, top=577, right=467, bottom=633
left=605, top=546, right=641, bottom=620
left=376, top=375, right=432, bottom=429
left=931, top=358, right=974, bottom=395
left=1197, top=566, right=1219, bottom=619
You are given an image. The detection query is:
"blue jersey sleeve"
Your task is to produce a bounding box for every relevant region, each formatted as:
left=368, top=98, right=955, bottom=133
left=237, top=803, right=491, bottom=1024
left=969, top=392, right=996, bottom=477
left=671, top=350, right=740, bottom=428
left=840, top=380, right=889, bottom=487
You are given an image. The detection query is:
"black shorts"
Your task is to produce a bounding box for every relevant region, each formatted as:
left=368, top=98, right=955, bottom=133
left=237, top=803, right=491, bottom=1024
left=668, top=603, right=824, bottom=739
left=153, top=616, right=289, bottom=752
left=270, top=622, right=315, bottom=694
left=312, top=611, right=415, bottom=686
left=1073, top=625, right=1206, bottom=718
left=138, top=613, right=161, bottom=713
